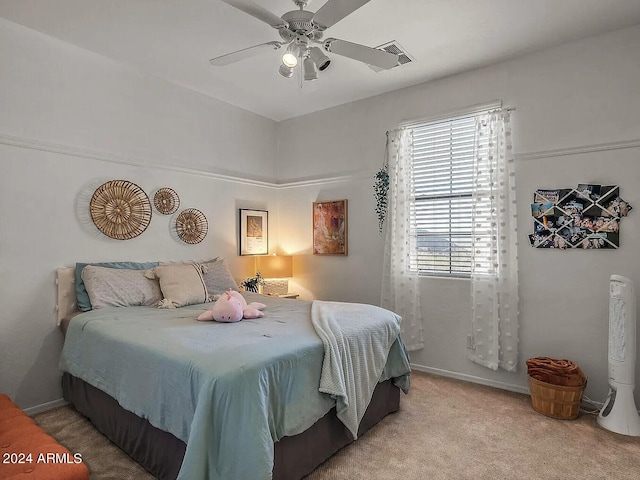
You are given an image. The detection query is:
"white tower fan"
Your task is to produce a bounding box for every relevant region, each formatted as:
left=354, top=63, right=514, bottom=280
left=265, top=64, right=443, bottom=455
left=597, top=274, right=640, bottom=436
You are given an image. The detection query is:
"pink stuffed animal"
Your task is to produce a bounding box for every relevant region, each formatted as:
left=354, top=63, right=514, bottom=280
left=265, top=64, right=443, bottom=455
left=197, top=290, right=265, bottom=323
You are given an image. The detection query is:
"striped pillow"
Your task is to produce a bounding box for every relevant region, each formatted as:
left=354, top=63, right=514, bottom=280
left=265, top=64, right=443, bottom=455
left=146, top=263, right=209, bottom=308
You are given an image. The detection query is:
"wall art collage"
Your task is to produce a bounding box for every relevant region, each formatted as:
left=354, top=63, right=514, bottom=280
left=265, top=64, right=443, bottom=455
left=529, top=184, right=632, bottom=249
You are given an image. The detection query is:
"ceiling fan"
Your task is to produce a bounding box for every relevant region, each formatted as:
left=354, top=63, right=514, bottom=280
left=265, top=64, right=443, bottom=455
left=211, top=0, right=400, bottom=81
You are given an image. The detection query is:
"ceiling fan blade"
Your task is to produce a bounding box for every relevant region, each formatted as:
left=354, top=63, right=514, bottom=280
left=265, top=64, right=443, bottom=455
left=313, top=0, right=371, bottom=29
left=325, top=38, right=399, bottom=70
left=221, top=0, right=286, bottom=28
left=210, top=41, right=282, bottom=66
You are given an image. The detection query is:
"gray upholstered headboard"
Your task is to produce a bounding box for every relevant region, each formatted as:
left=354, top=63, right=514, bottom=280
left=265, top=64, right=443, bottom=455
left=56, top=267, right=77, bottom=325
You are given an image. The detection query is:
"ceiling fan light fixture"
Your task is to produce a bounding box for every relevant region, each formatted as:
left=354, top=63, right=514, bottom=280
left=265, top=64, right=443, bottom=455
left=282, top=52, right=298, bottom=68
left=303, top=56, right=319, bottom=81
left=279, top=63, right=295, bottom=78
left=282, top=43, right=299, bottom=68
left=309, top=47, right=331, bottom=71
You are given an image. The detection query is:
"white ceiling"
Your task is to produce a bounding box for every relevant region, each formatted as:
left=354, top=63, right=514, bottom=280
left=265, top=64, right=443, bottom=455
left=2, top=0, right=640, bottom=121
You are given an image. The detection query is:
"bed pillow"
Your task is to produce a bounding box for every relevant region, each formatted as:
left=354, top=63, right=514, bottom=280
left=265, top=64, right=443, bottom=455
left=146, top=263, right=209, bottom=308
left=75, top=261, right=160, bottom=311
left=81, top=265, right=163, bottom=309
left=202, top=258, right=239, bottom=298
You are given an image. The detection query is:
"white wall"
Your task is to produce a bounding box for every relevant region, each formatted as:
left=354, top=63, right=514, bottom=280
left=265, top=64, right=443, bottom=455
left=0, top=19, right=278, bottom=183
left=0, top=18, right=278, bottom=410
left=276, top=24, right=640, bottom=402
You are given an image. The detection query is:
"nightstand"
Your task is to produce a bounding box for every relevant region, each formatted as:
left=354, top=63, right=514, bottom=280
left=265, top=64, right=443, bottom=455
left=276, top=293, right=299, bottom=299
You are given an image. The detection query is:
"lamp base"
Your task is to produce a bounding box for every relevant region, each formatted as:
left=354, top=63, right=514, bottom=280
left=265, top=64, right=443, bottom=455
left=262, top=279, right=289, bottom=296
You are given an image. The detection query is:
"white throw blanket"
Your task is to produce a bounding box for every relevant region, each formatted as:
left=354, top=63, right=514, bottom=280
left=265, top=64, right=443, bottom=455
left=311, top=300, right=401, bottom=439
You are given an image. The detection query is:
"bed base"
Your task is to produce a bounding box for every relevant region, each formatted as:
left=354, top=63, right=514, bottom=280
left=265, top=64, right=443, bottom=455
left=62, top=373, right=400, bottom=480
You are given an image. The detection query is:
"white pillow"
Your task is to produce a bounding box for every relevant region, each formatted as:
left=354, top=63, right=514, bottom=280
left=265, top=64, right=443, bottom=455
left=81, top=265, right=163, bottom=309
left=146, top=263, right=209, bottom=308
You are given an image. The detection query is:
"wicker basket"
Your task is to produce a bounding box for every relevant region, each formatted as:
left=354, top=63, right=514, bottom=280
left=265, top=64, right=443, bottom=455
left=528, top=375, right=586, bottom=419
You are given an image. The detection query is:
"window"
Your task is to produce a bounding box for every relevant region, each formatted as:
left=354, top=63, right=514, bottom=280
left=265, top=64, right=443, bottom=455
left=410, top=113, right=488, bottom=277
left=386, top=106, right=518, bottom=369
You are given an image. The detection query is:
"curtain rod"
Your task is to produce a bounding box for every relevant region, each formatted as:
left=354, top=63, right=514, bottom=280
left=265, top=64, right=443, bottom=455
left=391, top=102, right=515, bottom=133
left=387, top=107, right=516, bottom=136
left=490, top=106, right=516, bottom=113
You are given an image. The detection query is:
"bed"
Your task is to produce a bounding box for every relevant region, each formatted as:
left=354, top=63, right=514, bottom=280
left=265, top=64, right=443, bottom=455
left=56, top=260, right=411, bottom=480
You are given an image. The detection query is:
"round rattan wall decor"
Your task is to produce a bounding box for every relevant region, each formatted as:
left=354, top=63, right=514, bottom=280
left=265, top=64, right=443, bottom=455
left=90, top=180, right=152, bottom=240
left=175, top=208, right=208, bottom=244
left=153, top=187, right=180, bottom=215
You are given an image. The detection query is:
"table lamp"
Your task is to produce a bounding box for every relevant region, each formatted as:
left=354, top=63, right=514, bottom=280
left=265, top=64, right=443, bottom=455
left=256, top=255, right=293, bottom=295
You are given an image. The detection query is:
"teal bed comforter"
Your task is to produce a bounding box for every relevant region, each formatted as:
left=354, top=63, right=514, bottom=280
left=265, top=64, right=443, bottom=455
left=59, top=293, right=411, bottom=480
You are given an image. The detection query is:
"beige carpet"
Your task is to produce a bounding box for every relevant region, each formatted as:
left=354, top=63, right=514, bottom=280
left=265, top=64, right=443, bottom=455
left=33, top=371, right=640, bottom=479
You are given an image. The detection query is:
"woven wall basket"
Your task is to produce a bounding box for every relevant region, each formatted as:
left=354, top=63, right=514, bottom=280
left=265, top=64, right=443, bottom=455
left=153, top=187, right=180, bottom=215
left=175, top=208, right=208, bottom=244
left=90, top=180, right=152, bottom=240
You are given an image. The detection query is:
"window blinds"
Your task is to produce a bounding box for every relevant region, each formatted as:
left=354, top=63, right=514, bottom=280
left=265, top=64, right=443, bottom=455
left=411, top=114, right=488, bottom=276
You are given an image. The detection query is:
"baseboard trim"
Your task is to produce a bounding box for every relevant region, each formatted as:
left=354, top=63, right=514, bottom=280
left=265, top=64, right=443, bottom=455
left=410, top=363, right=530, bottom=395
left=23, top=398, right=68, bottom=416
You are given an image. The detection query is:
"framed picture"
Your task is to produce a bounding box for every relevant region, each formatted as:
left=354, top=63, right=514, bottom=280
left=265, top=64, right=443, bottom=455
left=313, top=199, right=348, bottom=255
left=239, top=209, right=268, bottom=256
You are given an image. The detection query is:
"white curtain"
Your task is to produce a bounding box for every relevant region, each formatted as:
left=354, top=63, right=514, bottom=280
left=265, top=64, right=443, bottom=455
left=381, top=129, right=424, bottom=351
left=468, top=110, right=519, bottom=372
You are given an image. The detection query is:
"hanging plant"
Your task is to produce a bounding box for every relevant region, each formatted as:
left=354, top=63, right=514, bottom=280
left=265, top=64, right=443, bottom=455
left=373, top=164, right=389, bottom=235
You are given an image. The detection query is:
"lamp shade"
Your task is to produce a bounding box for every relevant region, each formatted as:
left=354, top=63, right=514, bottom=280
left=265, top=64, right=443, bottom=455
left=256, top=255, right=293, bottom=278
left=309, top=47, right=331, bottom=71
left=303, top=56, right=319, bottom=81
left=279, top=63, right=295, bottom=78
left=282, top=43, right=299, bottom=68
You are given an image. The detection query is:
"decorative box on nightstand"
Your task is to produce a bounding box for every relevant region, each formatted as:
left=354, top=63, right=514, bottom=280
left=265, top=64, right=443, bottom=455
left=261, top=279, right=289, bottom=296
